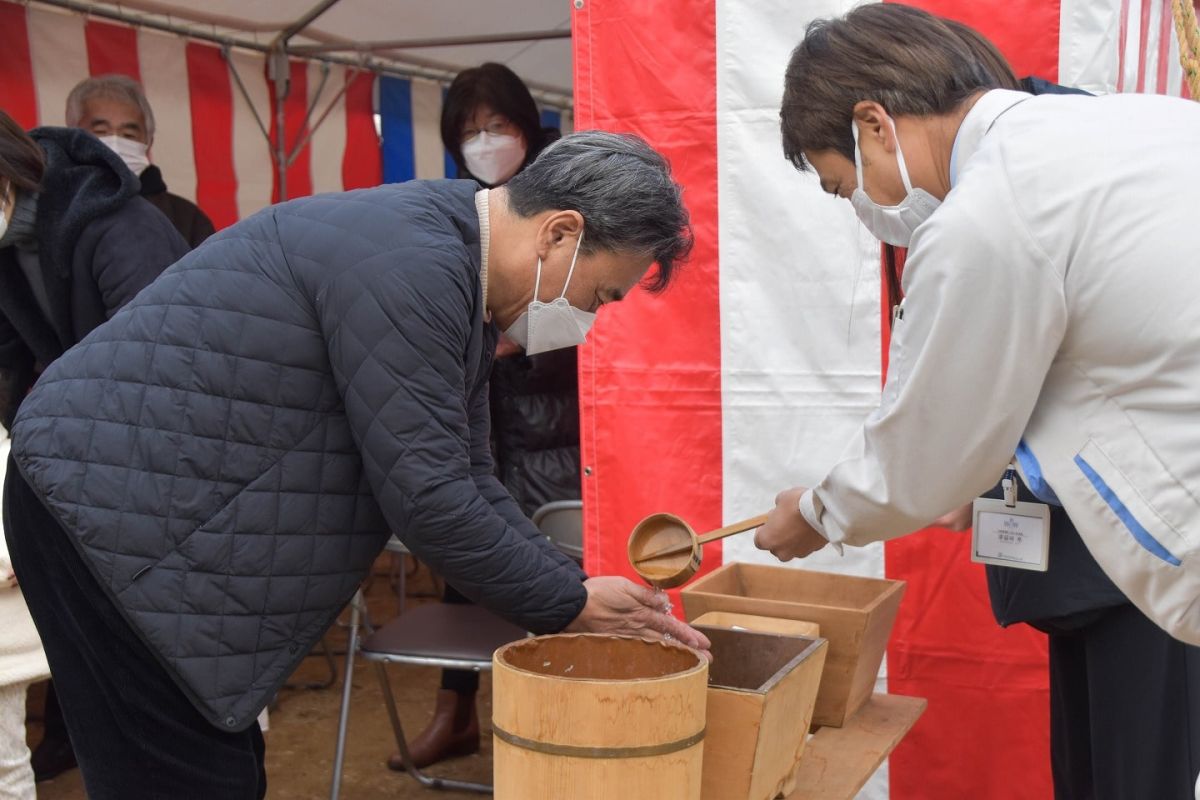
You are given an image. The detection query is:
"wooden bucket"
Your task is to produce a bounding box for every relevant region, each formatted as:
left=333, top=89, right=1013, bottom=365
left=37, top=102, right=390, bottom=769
left=693, top=625, right=828, bottom=800
left=492, top=633, right=709, bottom=800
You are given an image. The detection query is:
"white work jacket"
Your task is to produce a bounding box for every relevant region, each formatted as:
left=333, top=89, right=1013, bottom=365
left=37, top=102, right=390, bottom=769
left=801, top=89, right=1200, bottom=644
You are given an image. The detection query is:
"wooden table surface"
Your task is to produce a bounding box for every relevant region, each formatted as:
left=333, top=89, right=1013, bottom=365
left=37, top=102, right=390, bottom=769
left=785, top=693, right=927, bottom=800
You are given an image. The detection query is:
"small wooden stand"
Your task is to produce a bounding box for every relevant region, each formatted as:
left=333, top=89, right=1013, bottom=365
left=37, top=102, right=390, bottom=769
left=784, top=693, right=926, bottom=800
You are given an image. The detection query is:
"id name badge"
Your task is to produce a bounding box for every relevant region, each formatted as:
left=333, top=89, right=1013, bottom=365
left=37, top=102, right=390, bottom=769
left=971, top=497, right=1050, bottom=572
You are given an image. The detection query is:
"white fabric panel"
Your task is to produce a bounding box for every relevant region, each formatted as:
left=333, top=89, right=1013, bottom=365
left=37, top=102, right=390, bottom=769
left=1059, top=0, right=1122, bottom=93
left=308, top=62, right=348, bottom=194
left=715, top=0, right=886, bottom=795
left=228, top=49, right=274, bottom=218
left=138, top=29, right=198, bottom=203
left=26, top=7, right=87, bottom=126
left=411, top=78, right=446, bottom=180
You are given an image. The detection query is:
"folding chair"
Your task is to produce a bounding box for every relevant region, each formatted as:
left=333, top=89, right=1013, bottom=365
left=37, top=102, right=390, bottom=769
left=531, top=500, right=584, bottom=564
left=329, top=593, right=528, bottom=798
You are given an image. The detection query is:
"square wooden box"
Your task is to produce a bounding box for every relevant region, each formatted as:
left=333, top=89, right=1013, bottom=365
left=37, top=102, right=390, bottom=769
left=682, top=562, right=905, bottom=728
left=696, top=625, right=828, bottom=800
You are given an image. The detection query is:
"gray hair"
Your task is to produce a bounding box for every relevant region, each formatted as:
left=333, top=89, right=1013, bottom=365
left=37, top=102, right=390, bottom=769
left=65, top=75, right=156, bottom=143
left=504, top=130, right=692, bottom=292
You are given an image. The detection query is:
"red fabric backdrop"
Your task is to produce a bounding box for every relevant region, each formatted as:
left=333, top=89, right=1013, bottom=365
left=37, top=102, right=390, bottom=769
left=573, top=0, right=725, bottom=608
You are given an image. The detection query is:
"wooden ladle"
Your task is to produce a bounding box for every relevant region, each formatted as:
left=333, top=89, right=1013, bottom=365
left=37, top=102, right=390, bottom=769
left=627, top=512, right=770, bottom=589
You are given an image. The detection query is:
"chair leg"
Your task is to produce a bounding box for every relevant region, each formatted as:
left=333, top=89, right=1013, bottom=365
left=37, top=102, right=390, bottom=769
left=374, top=662, right=493, bottom=794
left=329, top=590, right=364, bottom=800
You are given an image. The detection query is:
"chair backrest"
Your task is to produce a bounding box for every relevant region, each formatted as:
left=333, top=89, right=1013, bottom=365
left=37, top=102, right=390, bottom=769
left=531, top=500, right=584, bottom=564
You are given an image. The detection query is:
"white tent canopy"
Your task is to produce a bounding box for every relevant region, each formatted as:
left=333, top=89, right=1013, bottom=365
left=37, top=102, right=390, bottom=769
left=34, top=0, right=575, bottom=106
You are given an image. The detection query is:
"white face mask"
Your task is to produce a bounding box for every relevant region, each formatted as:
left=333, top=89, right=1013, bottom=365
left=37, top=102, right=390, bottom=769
left=850, top=116, right=940, bottom=247
left=504, top=231, right=596, bottom=355
left=462, top=132, right=526, bottom=186
left=98, top=135, right=151, bottom=177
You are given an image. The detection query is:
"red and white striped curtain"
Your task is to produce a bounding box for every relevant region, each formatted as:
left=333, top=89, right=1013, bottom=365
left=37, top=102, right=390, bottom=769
left=0, top=1, right=380, bottom=230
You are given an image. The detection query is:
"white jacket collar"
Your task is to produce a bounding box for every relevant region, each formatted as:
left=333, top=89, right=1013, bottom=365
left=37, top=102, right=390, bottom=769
left=949, top=89, right=1032, bottom=188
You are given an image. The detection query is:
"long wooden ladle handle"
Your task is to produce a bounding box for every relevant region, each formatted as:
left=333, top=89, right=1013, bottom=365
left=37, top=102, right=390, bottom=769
left=632, top=513, right=771, bottom=563
left=696, top=513, right=770, bottom=545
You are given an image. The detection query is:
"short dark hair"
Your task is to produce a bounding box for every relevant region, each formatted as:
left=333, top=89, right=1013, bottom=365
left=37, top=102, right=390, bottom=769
left=780, top=4, right=1000, bottom=169
left=505, top=131, right=693, bottom=293
left=0, top=110, right=45, bottom=193
left=441, top=63, right=545, bottom=178
left=941, top=19, right=1021, bottom=91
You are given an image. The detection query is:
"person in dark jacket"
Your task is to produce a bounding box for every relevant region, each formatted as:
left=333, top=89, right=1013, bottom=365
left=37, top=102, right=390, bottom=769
left=442, top=65, right=581, bottom=516
left=934, top=21, right=1200, bottom=799
left=66, top=75, right=216, bottom=248
left=0, top=109, right=188, bottom=790
left=0, top=113, right=188, bottom=429
left=385, top=62, right=585, bottom=773
left=3, top=130, right=705, bottom=799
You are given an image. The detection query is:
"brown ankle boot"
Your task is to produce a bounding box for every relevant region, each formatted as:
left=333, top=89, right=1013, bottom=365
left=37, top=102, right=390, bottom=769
left=387, top=688, right=480, bottom=771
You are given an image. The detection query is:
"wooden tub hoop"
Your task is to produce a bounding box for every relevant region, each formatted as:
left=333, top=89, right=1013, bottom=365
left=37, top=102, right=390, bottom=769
left=493, top=725, right=706, bottom=759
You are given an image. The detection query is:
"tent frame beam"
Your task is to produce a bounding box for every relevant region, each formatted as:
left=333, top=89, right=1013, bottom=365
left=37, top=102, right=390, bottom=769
left=271, top=0, right=342, bottom=51
left=289, top=28, right=572, bottom=55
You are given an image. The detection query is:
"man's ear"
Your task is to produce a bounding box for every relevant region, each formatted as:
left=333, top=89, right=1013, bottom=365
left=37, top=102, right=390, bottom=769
left=536, top=210, right=584, bottom=257
left=852, top=100, right=896, bottom=154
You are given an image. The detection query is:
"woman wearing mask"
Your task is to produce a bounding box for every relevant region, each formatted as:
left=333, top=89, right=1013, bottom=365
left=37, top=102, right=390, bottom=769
left=0, top=110, right=185, bottom=798
left=442, top=62, right=556, bottom=188
left=755, top=3, right=1200, bottom=772
left=385, top=63, right=583, bottom=773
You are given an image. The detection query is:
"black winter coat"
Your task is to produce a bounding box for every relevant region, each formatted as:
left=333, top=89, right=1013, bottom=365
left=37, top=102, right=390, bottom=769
left=139, top=164, right=216, bottom=249
left=490, top=346, right=582, bottom=516
left=0, top=127, right=188, bottom=427
left=10, top=180, right=588, bottom=732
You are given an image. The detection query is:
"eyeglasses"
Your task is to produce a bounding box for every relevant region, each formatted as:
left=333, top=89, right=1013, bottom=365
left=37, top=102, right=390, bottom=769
left=461, top=118, right=516, bottom=143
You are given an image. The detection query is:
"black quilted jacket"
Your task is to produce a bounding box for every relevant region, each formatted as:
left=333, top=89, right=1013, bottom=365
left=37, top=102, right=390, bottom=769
left=10, top=179, right=588, bottom=731
left=490, top=347, right=582, bottom=516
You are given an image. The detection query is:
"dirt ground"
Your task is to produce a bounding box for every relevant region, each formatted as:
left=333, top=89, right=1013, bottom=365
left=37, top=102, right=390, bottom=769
left=29, top=556, right=495, bottom=799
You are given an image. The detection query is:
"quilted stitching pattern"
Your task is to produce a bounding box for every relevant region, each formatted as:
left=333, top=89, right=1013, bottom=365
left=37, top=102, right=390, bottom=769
left=12, top=181, right=587, bottom=731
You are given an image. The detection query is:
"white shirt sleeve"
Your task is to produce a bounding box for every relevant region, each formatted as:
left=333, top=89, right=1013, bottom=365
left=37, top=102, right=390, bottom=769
left=805, top=175, right=1068, bottom=547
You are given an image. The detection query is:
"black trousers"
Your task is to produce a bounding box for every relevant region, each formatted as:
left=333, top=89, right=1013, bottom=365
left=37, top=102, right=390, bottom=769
left=440, top=582, right=481, bottom=694
left=1048, top=603, right=1200, bottom=799
left=3, top=459, right=266, bottom=800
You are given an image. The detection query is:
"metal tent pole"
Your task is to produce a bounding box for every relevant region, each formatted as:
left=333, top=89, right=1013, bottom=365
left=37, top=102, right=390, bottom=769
left=268, top=0, right=343, bottom=202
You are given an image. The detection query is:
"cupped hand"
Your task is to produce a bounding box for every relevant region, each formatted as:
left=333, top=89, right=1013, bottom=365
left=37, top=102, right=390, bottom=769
left=565, top=576, right=712, bottom=660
